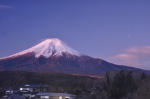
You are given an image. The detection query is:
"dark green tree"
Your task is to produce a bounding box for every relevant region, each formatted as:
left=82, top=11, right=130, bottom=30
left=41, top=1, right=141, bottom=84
left=110, top=70, right=125, bottom=99
left=103, top=71, right=111, bottom=93
left=124, top=71, right=137, bottom=93
left=140, top=72, right=147, bottom=81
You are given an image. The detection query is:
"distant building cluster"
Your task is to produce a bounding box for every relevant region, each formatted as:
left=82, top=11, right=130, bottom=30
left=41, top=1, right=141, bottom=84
left=2, top=84, right=76, bottom=99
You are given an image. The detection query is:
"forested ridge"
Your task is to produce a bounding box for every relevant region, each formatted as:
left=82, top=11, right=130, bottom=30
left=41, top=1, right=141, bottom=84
left=0, top=71, right=149, bottom=99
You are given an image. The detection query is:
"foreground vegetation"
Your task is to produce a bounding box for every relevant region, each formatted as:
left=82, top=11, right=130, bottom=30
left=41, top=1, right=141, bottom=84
left=0, top=71, right=149, bottom=99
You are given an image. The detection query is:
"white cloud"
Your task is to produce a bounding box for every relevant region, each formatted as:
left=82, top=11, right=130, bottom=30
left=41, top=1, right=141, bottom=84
left=0, top=5, right=13, bottom=9
left=126, top=46, right=150, bottom=54
left=110, top=46, right=150, bottom=70
left=112, top=53, right=137, bottom=60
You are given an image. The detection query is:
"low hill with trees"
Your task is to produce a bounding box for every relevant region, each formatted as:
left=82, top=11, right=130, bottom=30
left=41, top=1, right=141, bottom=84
left=0, top=71, right=149, bottom=99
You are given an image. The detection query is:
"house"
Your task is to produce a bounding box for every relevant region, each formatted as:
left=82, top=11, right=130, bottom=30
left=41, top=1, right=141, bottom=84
left=20, top=84, right=49, bottom=92
left=14, top=90, right=37, bottom=98
left=3, top=84, right=76, bottom=99
left=12, top=84, right=49, bottom=98
left=36, top=92, right=76, bottom=99
left=6, top=89, right=13, bottom=95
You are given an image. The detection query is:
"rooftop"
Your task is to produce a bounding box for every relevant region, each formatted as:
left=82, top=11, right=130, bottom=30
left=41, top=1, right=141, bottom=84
left=36, top=92, right=76, bottom=97
left=21, top=84, right=48, bottom=88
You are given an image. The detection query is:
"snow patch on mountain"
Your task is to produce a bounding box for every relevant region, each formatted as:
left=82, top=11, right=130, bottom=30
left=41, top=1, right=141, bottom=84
left=1, top=38, right=80, bottom=59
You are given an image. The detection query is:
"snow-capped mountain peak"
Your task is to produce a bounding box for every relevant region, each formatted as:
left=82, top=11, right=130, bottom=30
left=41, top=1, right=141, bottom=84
left=1, top=38, right=80, bottom=59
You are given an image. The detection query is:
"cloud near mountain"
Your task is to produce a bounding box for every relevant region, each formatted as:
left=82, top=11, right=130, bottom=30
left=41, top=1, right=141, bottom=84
left=110, top=46, right=150, bottom=70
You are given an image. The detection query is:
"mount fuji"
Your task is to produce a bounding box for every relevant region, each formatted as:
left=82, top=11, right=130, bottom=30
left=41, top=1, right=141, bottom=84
left=0, top=38, right=149, bottom=75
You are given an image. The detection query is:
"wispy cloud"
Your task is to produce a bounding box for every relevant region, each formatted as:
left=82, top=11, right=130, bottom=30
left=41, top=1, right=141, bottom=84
left=110, top=46, right=150, bottom=70
left=0, top=5, right=13, bottom=9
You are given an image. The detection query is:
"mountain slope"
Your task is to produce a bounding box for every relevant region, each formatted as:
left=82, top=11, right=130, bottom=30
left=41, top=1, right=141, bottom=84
left=0, top=38, right=149, bottom=75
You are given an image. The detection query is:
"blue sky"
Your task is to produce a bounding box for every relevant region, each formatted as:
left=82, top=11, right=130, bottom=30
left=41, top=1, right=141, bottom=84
left=0, top=0, right=150, bottom=70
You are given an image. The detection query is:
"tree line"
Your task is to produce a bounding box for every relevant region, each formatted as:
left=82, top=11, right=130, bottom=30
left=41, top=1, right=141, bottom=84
left=0, top=70, right=149, bottom=99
